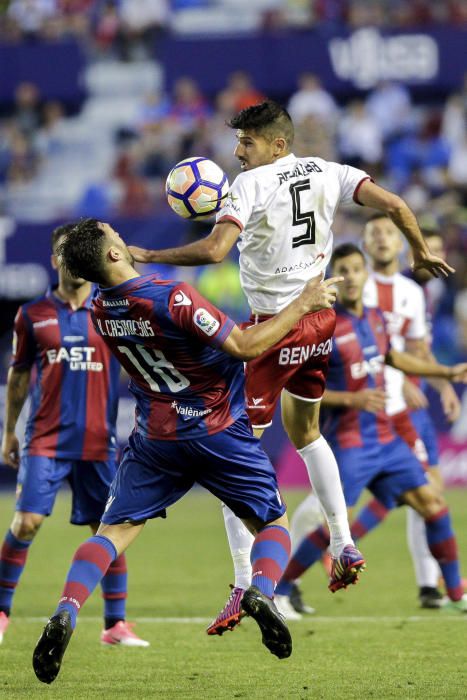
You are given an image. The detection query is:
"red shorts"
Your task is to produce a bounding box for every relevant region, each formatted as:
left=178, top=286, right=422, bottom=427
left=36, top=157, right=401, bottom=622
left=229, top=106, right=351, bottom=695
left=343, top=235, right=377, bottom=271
left=243, top=308, right=336, bottom=429
left=391, top=409, right=429, bottom=470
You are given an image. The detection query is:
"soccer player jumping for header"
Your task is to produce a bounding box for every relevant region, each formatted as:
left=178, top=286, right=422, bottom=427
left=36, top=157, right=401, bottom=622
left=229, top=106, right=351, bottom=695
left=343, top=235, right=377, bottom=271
left=32, top=219, right=342, bottom=684
left=128, top=100, right=454, bottom=633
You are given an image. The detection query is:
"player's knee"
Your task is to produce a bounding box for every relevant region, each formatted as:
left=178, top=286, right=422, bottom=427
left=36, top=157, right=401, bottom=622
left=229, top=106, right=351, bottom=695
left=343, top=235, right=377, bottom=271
left=418, top=492, right=447, bottom=520
left=284, top=423, right=321, bottom=449
left=11, top=512, right=44, bottom=540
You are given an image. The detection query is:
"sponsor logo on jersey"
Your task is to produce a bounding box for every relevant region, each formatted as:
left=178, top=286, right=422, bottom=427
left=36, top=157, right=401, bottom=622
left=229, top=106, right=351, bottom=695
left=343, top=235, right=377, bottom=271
left=193, top=308, right=220, bottom=336
left=173, top=290, right=192, bottom=307
left=32, top=318, right=59, bottom=329
left=171, top=401, right=212, bottom=419
left=102, top=298, right=129, bottom=307
left=96, top=317, right=155, bottom=338
left=46, top=346, right=103, bottom=372
left=350, top=354, right=384, bottom=379
left=274, top=260, right=315, bottom=274
left=252, top=397, right=263, bottom=405
left=278, top=339, right=332, bottom=366
left=222, top=192, right=241, bottom=214
left=277, top=161, right=323, bottom=185
left=335, top=332, right=357, bottom=346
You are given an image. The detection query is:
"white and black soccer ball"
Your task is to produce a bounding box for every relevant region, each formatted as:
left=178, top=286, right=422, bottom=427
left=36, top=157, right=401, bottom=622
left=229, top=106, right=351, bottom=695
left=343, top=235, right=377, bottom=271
left=166, top=157, right=229, bottom=219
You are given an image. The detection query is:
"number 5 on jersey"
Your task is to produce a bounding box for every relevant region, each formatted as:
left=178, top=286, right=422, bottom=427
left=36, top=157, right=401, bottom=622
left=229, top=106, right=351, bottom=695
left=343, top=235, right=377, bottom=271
left=289, top=180, right=315, bottom=249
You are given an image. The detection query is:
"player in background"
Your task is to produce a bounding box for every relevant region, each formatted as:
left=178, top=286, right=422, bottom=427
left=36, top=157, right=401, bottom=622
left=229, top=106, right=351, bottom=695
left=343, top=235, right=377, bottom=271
left=283, top=224, right=464, bottom=617
left=362, top=217, right=463, bottom=609
left=32, top=219, right=342, bottom=683
left=273, top=244, right=467, bottom=615
left=128, top=100, right=454, bottom=632
left=0, top=224, right=148, bottom=648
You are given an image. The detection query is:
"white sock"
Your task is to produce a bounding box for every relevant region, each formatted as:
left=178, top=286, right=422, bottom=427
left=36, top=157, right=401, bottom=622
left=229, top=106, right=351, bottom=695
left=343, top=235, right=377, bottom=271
left=290, top=491, right=325, bottom=554
left=298, top=436, right=353, bottom=557
left=222, top=504, right=254, bottom=590
left=406, top=507, right=440, bottom=588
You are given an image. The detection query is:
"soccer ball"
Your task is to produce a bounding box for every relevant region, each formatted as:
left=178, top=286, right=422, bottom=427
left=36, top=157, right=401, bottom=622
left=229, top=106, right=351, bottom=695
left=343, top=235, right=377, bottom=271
left=166, top=157, right=229, bottom=219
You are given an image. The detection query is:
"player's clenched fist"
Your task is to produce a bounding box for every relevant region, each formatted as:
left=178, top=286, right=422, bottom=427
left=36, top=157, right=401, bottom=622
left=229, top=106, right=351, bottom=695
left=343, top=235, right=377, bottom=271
left=300, top=275, right=344, bottom=311
left=1, top=432, right=20, bottom=469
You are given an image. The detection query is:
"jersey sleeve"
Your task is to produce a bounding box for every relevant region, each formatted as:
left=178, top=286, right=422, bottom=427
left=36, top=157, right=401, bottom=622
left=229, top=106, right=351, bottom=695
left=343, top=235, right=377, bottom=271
left=406, top=284, right=428, bottom=339
left=215, top=173, right=256, bottom=231
left=334, top=163, right=373, bottom=205
left=168, top=283, right=236, bottom=348
left=10, top=306, right=36, bottom=369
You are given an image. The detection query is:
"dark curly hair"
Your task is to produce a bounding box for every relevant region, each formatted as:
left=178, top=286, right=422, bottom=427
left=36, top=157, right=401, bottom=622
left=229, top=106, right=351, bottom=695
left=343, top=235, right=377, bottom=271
left=228, top=100, right=294, bottom=146
left=330, top=243, right=365, bottom=269
left=56, top=218, right=107, bottom=284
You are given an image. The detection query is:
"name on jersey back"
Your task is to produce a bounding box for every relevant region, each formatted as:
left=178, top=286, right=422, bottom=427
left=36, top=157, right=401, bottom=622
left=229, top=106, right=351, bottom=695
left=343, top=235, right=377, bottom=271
left=277, top=161, right=323, bottom=185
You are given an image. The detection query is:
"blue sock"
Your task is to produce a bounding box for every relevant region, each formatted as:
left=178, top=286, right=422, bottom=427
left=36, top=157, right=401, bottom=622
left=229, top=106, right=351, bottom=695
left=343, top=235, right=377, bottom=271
left=101, top=553, right=128, bottom=629
left=0, top=530, right=32, bottom=615
left=55, top=535, right=117, bottom=629
left=351, top=499, right=391, bottom=540
left=251, top=526, right=291, bottom=598
left=425, top=508, right=463, bottom=601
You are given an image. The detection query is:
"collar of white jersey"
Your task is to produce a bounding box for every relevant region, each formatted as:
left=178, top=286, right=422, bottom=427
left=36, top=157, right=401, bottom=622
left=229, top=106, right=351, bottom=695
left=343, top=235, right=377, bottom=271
left=273, top=153, right=296, bottom=166
left=371, top=270, right=400, bottom=285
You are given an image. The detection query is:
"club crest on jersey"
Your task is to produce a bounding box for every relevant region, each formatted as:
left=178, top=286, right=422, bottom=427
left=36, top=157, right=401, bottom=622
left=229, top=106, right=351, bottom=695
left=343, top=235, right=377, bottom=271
left=173, top=291, right=192, bottom=307
left=193, top=308, right=219, bottom=336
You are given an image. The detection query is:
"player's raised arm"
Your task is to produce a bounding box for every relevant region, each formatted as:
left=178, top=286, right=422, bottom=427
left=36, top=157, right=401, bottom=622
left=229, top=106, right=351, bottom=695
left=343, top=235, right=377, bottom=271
left=386, top=349, right=467, bottom=382
left=356, top=180, right=454, bottom=278
left=129, top=221, right=241, bottom=266
left=222, top=276, right=342, bottom=360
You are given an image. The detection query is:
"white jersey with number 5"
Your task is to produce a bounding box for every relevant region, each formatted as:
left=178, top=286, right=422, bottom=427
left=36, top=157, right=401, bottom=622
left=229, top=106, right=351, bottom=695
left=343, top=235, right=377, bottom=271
left=216, top=153, right=370, bottom=314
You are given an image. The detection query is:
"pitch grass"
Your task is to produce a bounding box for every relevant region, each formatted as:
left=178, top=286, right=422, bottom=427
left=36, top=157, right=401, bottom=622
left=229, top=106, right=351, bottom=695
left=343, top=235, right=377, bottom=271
left=0, top=489, right=466, bottom=699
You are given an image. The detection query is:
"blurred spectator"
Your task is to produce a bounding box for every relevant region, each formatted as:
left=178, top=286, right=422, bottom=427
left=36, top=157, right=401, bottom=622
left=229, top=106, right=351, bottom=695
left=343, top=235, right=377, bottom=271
left=442, top=93, right=466, bottom=149
left=206, top=91, right=238, bottom=177
left=167, top=77, right=210, bottom=159
left=7, top=0, right=56, bottom=39
left=118, top=0, right=169, bottom=60
left=287, top=73, right=338, bottom=127
left=35, top=100, right=66, bottom=156
left=293, top=114, right=336, bottom=162
left=387, top=112, right=450, bottom=191
left=93, top=0, right=121, bottom=54
left=5, top=125, right=38, bottom=183
left=13, top=82, right=41, bottom=140
left=219, top=71, right=266, bottom=113
left=338, top=100, right=382, bottom=167
left=365, top=81, right=413, bottom=141
left=134, top=90, right=171, bottom=132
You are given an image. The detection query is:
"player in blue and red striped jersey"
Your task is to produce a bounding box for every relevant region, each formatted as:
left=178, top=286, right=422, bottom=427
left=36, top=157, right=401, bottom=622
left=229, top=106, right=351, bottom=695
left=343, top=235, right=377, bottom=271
left=32, top=218, right=343, bottom=684
left=274, top=243, right=467, bottom=614
left=0, top=224, right=148, bottom=648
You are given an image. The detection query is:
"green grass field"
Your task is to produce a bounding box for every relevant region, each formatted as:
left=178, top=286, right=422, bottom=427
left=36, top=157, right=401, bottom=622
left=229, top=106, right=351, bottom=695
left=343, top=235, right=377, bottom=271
left=0, top=488, right=466, bottom=699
